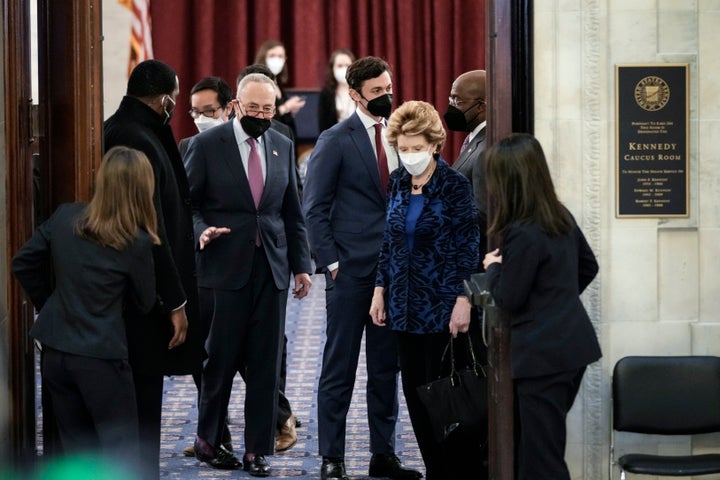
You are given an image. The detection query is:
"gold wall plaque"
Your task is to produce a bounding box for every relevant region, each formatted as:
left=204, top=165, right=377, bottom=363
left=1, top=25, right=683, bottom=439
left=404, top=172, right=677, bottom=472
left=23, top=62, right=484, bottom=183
left=616, top=64, right=689, bottom=217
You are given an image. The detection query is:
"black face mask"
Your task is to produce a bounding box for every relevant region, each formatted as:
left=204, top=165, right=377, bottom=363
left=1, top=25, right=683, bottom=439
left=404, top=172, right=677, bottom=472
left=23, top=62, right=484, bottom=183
left=443, top=102, right=482, bottom=132
left=240, top=116, right=272, bottom=138
left=364, top=93, right=393, bottom=118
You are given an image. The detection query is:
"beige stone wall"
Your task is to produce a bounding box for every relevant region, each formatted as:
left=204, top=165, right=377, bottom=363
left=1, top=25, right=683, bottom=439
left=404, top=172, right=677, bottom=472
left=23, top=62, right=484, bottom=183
left=536, top=1, right=720, bottom=479
left=102, top=0, right=132, bottom=119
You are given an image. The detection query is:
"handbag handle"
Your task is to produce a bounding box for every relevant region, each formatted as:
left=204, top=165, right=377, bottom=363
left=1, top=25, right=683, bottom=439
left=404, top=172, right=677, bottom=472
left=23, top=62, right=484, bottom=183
left=439, top=334, right=486, bottom=385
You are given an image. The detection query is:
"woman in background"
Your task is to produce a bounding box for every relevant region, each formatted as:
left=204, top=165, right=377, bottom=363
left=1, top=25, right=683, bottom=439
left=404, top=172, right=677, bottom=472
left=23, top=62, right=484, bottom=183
left=482, top=133, right=601, bottom=480
left=12, top=146, right=160, bottom=472
left=254, top=39, right=305, bottom=135
left=318, top=48, right=356, bottom=133
left=369, top=100, right=480, bottom=479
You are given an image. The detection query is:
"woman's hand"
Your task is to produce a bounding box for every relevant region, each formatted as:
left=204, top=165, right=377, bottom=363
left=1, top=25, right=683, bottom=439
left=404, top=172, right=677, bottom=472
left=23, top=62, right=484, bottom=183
left=483, top=248, right=502, bottom=270
left=449, top=296, right=472, bottom=338
left=280, top=95, right=306, bottom=116
left=369, top=287, right=386, bottom=327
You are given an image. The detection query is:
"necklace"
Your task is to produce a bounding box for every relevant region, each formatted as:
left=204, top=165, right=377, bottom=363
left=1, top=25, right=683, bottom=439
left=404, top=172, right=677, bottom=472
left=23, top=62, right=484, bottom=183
left=412, top=163, right=435, bottom=190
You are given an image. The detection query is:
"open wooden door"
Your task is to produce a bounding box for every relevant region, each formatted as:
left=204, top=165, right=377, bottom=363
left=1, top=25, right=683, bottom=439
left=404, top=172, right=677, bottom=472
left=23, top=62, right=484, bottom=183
left=4, top=0, right=103, bottom=464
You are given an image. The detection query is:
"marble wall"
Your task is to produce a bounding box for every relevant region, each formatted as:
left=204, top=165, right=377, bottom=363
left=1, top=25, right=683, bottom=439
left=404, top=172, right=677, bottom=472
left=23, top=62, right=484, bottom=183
left=535, top=1, right=720, bottom=478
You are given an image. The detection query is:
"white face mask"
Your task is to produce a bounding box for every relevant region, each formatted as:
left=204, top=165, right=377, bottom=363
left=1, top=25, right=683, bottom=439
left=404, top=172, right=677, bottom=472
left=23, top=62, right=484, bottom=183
left=266, top=57, right=285, bottom=76
left=333, top=67, right=348, bottom=84
left=400, top=150, right=433, bottom=176
left=194, top=114, right=225, bottom=133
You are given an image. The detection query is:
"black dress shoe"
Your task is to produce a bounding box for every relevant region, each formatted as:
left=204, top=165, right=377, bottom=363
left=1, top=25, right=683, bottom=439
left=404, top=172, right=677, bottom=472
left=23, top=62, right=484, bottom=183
left=369, top=453, right=423, bottom=479
left=193, top=439, right=241, bottom=470
left=243, top=454, right=271, bottom=477
left=321, top=457, right=349, bottom=480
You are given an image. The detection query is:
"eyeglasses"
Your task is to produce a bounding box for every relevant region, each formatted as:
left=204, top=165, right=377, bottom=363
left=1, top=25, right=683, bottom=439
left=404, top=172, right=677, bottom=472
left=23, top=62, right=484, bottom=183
left=244, top=105, right=276, bottom=118
left=448, top=96, right=486, bottom=108
left=188, top=106, right=223, bottom=119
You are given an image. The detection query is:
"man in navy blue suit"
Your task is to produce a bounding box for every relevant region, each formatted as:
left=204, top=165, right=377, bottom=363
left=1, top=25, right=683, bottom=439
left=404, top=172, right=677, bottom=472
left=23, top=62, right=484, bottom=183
left=303, top=56, right=421, bottom=480
left=185, top=73, right=312, bottom=476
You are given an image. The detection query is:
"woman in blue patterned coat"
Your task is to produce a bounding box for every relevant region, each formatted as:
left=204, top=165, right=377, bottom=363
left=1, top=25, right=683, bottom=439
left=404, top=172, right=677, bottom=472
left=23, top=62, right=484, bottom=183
left=369, top=100, right=480, bottom=479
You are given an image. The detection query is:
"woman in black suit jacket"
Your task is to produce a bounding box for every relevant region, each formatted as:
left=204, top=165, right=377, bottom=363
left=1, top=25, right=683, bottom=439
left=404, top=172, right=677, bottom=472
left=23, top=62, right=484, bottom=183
left=483, top=133, right=601, bottom=480
left=12, top=147, right=159, bottom=471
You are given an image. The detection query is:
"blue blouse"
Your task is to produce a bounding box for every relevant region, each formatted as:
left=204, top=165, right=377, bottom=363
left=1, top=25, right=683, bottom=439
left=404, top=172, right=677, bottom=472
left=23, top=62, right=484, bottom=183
left=405, top=194, right=424, bottom=252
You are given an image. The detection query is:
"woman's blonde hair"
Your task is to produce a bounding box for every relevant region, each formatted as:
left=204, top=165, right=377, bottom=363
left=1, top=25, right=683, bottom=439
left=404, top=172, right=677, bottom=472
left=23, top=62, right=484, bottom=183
left=76, top=146, right=160, bottom=250
left=385, top=100, right=446, bottom=153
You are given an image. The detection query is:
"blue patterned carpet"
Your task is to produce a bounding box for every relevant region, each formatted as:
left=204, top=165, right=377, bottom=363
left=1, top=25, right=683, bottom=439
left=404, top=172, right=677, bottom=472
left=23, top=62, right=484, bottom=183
left=157, top=274, right=423, bottom=479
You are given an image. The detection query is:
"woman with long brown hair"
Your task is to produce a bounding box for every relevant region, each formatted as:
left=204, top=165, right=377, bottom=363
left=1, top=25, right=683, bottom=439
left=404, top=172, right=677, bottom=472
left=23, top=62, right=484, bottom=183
left=483, top=133, right=601, bottom=480
left=12, top=146, right=160, bottom=473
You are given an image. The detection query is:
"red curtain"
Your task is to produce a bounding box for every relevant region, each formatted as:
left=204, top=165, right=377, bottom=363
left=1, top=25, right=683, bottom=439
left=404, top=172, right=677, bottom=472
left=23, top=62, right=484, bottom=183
left=150, top=0, right=485, bottom=157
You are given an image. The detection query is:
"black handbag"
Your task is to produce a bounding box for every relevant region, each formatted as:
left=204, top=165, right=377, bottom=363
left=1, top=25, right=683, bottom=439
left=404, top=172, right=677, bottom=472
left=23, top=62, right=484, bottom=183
left=416, top=333, right=488, bottom=444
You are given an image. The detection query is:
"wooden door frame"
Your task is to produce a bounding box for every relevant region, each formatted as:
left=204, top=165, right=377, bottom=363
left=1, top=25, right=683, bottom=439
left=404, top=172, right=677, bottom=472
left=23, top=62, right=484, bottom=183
left=4, top=0, right=103, bottom=462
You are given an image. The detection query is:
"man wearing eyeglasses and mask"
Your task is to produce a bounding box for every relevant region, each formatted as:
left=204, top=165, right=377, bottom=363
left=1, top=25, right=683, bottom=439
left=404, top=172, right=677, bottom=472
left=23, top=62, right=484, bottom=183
left=445, top=69, right=488, bottom=258
left=178, top=76, right=234, bottom=159
left=104, top=59, right=200, bottom=480
left=184, top=73, right=312, bottom=477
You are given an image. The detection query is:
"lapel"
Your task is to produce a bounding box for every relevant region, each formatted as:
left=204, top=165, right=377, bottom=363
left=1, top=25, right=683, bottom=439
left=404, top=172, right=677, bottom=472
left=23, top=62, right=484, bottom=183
left=258, top=132, right=281, bottom=208
left=217, top=122, right=256, bottom=208
left=347, top=113, right=384, bottom=197
left=454, top=127, right=487, bottom=170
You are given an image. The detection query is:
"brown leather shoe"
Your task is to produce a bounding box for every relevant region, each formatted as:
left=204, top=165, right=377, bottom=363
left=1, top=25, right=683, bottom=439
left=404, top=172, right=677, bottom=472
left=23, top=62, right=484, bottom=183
left=275, top=414, right=298, bottom=452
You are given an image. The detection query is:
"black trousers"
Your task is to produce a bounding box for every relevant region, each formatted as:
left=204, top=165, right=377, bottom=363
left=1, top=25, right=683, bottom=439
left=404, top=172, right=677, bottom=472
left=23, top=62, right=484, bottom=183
left=133, top=370, right=164, bottom=480
left=317, top=271, right=400, bottom=458
left=395, top=331, right=487, bottom=480
left=42, top=347, right=140, bottom=476
left=514, top=366, right=586, bottom=480
left=196, top=289, right=294, bottom=433
left=197, top=247, right=286, bottom=455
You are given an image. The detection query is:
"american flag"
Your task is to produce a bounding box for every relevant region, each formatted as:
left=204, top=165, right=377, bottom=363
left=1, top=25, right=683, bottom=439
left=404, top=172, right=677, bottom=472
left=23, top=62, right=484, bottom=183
left=118, top=0, right=154, bottom=76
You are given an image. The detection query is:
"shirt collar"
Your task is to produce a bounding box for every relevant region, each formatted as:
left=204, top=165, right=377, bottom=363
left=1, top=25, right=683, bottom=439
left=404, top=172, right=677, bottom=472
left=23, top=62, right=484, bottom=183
left=357, top=108, right=385, bottom=129
left=469, top=121, right=487, bottom=141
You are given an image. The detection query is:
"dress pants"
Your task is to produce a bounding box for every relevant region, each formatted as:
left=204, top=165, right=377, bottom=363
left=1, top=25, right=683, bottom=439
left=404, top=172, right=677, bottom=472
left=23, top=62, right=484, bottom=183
left=317, top=271, right=399, bottom=458
left=197, top=247, right=286, bottom=454
left=395, top=331, right=487, bottom=480
left=42, top=347, right=140, bottom=476
left=514, top=366, right=586, bottom=480
left=133, top=370, right=164, bottom=480
left=196, top=287, right=294, bottom=432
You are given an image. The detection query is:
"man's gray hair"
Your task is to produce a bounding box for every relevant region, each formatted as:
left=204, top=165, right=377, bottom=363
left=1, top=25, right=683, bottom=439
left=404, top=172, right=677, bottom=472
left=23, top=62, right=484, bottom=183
left=237, top=72, right=276, bottom=97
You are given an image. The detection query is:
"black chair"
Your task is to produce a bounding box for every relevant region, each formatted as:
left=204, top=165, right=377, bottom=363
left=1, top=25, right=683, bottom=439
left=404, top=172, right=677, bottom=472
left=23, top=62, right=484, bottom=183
left=610, top=355, right=720, bottom=479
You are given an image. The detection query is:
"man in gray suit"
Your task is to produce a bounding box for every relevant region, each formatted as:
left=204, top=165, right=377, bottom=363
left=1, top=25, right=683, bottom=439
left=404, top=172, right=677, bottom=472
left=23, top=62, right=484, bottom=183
left=303, top=56, right=421, bottom=480
left=184, top=73, right=312, bottom=476
left=444, top=69, right=488, bottom=258
left=443, top=69, right=489, bottom=478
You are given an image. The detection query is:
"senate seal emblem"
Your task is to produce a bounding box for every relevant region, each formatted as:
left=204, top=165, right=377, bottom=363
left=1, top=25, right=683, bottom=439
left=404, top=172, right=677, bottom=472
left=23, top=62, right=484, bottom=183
left=634, top=75, right=670, bottom=112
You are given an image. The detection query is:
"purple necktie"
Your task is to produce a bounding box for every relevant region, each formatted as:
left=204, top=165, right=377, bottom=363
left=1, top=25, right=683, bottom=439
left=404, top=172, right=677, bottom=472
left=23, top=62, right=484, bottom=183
left=247, top=137, right=263, bottom=245
left=460, top=134, right=471, bottom=154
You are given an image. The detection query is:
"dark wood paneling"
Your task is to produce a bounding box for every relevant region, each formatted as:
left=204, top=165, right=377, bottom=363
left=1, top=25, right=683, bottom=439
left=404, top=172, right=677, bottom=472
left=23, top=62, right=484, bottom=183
left=4, top=0, right=39, bottom=463
left=5, top=0, right=104, bottom=461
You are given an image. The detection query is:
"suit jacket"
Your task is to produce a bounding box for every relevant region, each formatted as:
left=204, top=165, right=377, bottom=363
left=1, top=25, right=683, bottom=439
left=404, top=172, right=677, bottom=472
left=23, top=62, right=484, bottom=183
left=183, top=120, right=311, bottom=290
left=376, top=158, right=480, bottom=333
left=11, top=203, right=156, bottom=360
left=302, top=112, right=387, bottom=277
left=104, top=96, right=202, bottom=375
left=485, top=214, right=601, bottom=378
left=453, top=127, right=488, bottom=260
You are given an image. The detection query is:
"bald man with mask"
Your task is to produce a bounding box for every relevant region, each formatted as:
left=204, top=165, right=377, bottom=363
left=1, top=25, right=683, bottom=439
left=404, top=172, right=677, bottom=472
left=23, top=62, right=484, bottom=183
left=444, top=69, right=488, bottom=258
left=441, top=69, right=490, bottom=479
